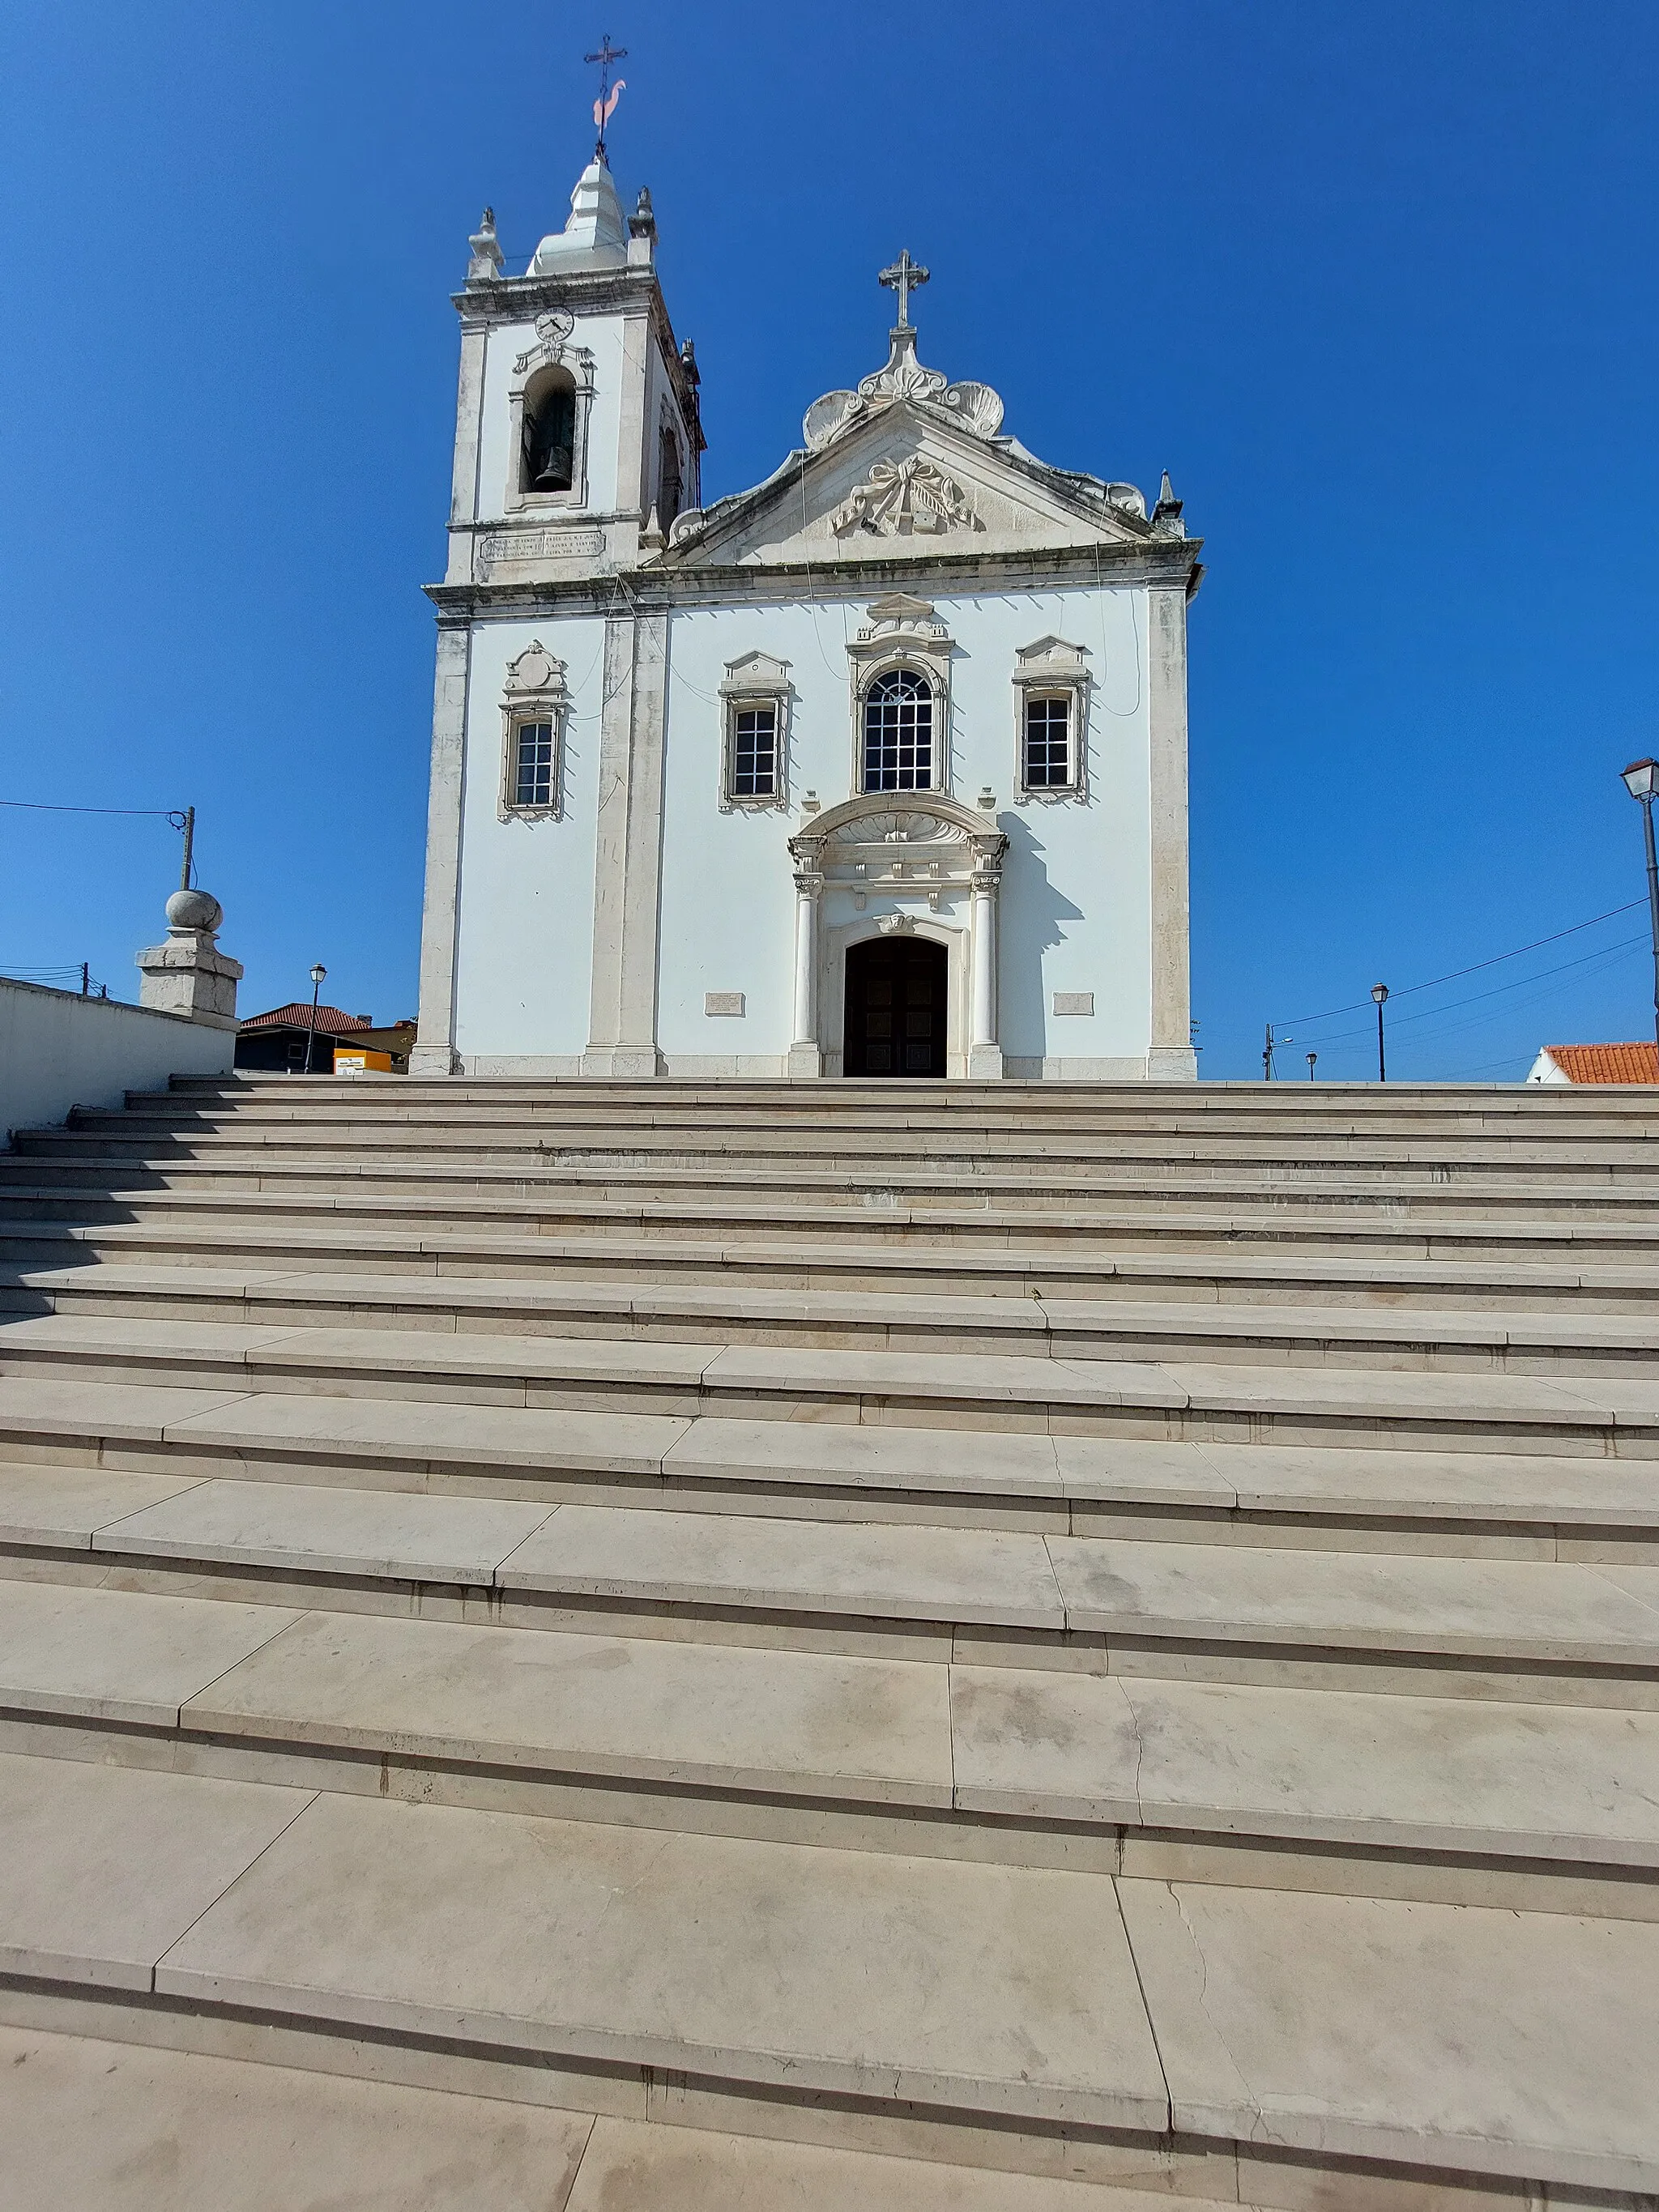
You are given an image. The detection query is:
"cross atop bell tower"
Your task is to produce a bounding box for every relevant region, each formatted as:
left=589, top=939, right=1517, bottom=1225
left=586, top=34, right=628, bottom=160
left=878, top=249, right=929, bottom=330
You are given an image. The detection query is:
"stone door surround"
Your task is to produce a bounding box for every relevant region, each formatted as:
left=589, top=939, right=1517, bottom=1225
left=787, top=792, right=1008, bottom=1079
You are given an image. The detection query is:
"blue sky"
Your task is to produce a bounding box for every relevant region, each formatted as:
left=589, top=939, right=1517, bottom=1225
left=2, top=1, right=1656, bottom=1077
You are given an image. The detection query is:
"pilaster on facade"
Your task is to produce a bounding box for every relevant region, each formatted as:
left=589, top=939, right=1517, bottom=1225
left=411, top=622, right=471, bottom=1076
left=581, top=611, right=669, bottom=1077
left=1147, top=582, right=1198, bottom=1082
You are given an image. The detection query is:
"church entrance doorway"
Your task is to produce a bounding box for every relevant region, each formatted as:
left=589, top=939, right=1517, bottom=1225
left=842, top=936, right=948, bottom=1078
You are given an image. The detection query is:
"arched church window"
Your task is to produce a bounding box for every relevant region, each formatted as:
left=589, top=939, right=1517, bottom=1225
left=521, top=369, right=576, bottom=494
left=658, top=424, right=683, bottom=529
left=863, top=669, right=933, bottom=792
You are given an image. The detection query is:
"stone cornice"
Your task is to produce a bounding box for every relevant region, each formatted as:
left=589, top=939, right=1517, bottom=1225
left=424, top=535, right=1204, bottom=624
left=454, top=269, right=693, bottom=416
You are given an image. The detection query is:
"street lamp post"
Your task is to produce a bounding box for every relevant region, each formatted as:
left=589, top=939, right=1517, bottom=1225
left=1621, top=759, right=1659, bottom=1071
left=1306, top=1051, right=1317, bottom=1080
left=1371, top=983, right=1389, bottom=1083
left=304, top=963, right=326, bottom=1076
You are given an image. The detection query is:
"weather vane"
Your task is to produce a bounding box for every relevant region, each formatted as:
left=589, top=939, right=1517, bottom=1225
left=879, top=249, right=929, bottom=330
left=586, top=34, right=628, bottom=160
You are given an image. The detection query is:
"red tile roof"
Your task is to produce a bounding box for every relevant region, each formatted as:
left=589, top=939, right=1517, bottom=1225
left=1542, top=1042, right=1659, bottom=1084
left=240, top=1004, right=374, bottom=1036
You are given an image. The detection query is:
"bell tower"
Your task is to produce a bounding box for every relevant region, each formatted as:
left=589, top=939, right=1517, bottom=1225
left=439, top=152, right=702, bottom=594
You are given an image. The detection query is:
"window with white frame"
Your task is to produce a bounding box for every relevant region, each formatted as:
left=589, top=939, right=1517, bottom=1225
left=512, top=718, right=556, bottom=808
left=863, top=668, right=934, bottom=791
left=499, top=641, right=568, bottom=820
left=1012, top=637, right=1090, bottom=802
left=1023, top=695, right=1073, bottom=788
left=718, top=653, right=791, bottom=810
left=731, top=704, right=777, bottom=797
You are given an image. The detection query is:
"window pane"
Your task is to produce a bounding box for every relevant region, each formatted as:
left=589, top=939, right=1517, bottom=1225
left=863, top=669, right=933, bottom=792
left=1024, top=695, right=1071, bottom=787
left=731, top=703, right=776, bottom=797
left=514, top=719, right=554, bottom=808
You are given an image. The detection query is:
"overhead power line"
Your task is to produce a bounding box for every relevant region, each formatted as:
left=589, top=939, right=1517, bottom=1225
left=1278, top=899, right=1647, bottom=1029
left=0, top=799, right=181, bottom=819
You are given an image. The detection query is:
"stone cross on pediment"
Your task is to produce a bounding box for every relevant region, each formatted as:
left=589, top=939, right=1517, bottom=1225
left=879, top=250, right=929, bottom=329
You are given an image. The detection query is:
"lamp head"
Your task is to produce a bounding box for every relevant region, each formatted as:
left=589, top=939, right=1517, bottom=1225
left=1371, top=982, right=1389, bottom=1005
left=1623, top=759, right=1659, bottom=801
left=309, top=963, right=326, bottom=987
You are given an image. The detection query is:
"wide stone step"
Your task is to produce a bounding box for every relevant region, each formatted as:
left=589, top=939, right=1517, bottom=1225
left=0, top=2029, right=1237, bottom=2212
left=6, top=1467, right=1659, bottom=1697
left=139, top=1069, right=1659, bottom=1121
left=6, top=1313, right=1659, bottom=1454
left=6, top=1379, right=1658, bottom=1552
left=3, top=1750, right=1656, bottom=2196
left=9, top=1216, right=1659, bottom=1309
left=7, top=1259, right=1656, bottom=1374
left=32, top=1122, right=1659, bottom=1178
left=4, top=1576, right=1659, bottom=1903
left=14, top=1157, right=1659, bottom=1221
left=8, top=1191, right=1659, bottom=1263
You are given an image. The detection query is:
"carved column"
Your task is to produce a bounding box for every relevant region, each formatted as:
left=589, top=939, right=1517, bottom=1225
left=967, top=833, right=1005, bottom=1080
left=787, top=857, right=822, bottom=1078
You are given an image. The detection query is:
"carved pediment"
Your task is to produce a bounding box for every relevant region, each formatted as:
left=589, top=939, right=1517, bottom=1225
left=663, top=411, right=1156, bottom=570
left=720, top=650, right=791, bottom=693
left=502, top=641, right=566, bottom=697
left=804, top=326, right=1004, bottom=454
left=829, top=811, right=967, bottom=846
left=830, top=455, right=982, bottom=539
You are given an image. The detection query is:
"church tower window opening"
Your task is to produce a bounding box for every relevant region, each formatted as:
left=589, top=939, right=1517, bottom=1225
left=1023, top=695, right=1073, bottom=789
left=863, top=669, right=934, bottom=792
left=657, top=422, right=684, bottom=529
left=522, top=369, right=577, bottom=494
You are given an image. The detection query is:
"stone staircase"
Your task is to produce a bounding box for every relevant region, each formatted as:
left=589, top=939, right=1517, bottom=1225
left=1, top=1074, right=1658, bottom=2208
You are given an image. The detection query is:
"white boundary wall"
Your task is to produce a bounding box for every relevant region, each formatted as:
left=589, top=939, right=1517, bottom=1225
left=0, top=979, right=232, bottom=1143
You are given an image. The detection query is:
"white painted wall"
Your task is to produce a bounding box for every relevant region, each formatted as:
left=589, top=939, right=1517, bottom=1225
left=656, top=586, right=1152, bottom=1073
left=451, top=614, right=608, bottom=1068
left=0, top=980, right=232, bottom=1143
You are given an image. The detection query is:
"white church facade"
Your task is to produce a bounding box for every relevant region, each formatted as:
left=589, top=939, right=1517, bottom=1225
left=413, top=153, right=1201, bottom=1080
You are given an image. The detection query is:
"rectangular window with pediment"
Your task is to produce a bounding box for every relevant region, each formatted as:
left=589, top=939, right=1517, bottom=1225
left=498, top=642, right=568, bottom=820
left=1013, top=637, right=1090, bottom=803
left=719, top=654, right=791, bottom=810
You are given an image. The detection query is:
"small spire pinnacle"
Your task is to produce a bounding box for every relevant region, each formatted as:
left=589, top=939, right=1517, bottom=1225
left=466, top=206, right=503, bottom=283
left=1151, top=469, right=1186, bottom=538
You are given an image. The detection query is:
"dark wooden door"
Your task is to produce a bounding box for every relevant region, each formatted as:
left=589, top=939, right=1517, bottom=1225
left=842, top=936, right=948, bottom=1077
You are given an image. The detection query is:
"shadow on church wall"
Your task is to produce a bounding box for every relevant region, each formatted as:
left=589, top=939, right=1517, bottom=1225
left=995, top=812, right=1084, bottom=1061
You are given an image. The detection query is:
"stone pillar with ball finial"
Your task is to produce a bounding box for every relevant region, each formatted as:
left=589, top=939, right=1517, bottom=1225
left=134, top=884, right=243, bottom=1029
